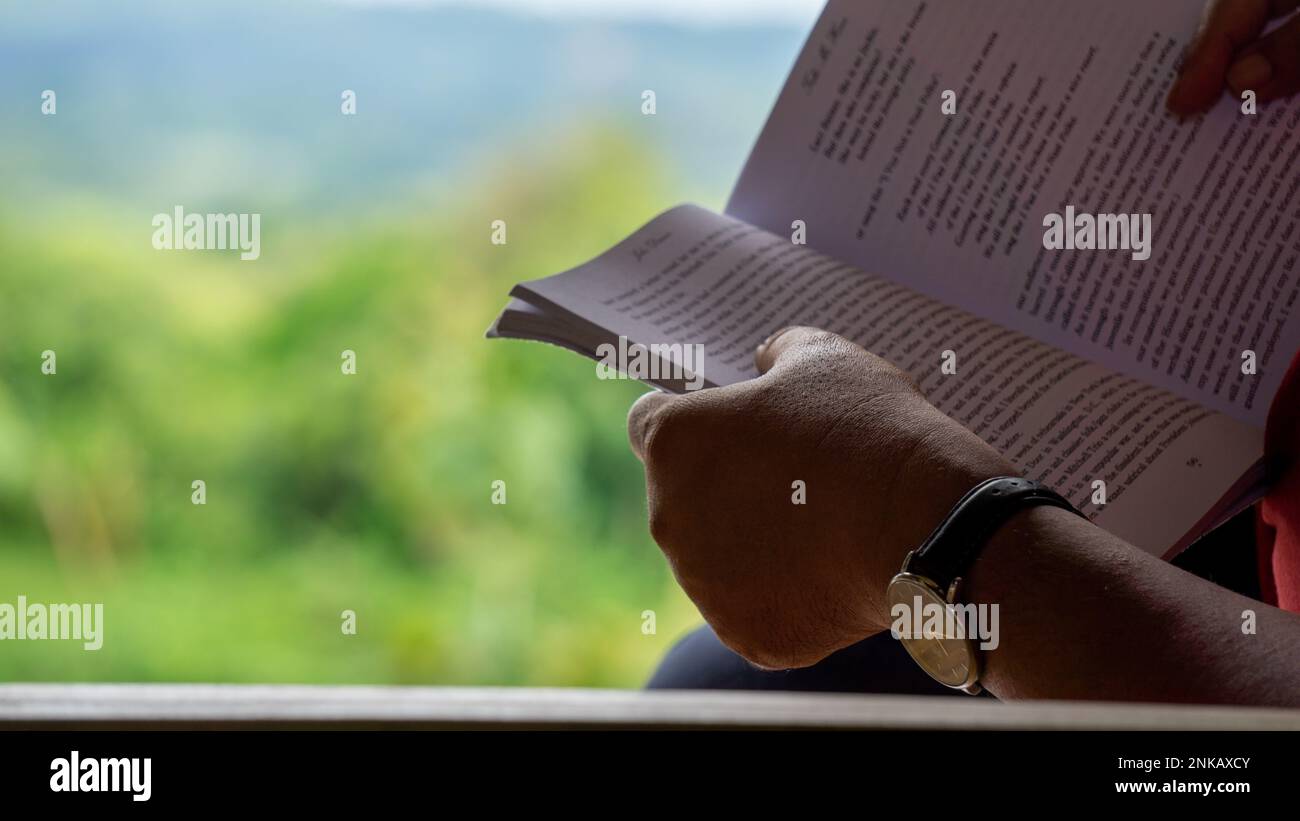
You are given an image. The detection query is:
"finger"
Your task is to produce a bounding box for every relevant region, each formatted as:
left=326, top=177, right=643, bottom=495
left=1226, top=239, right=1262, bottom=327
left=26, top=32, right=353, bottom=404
left=754, top=326, right=860, bottom=375
left=1167, top=0, right=1275, bottom=117
left=627, top=390, right=677, bottom=462
left=1228, top=10, right=1300, bottom=101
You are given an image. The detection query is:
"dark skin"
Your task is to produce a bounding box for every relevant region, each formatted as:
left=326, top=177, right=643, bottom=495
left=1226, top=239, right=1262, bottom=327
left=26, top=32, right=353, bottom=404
left=1169, top=0, right=1300, bottom=115
left=628, top=0, right=1300, bottom=706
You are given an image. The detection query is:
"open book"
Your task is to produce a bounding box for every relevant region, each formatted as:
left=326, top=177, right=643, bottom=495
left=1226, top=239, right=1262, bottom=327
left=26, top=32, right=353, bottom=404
left=488, top=0, right=1300, bottom=559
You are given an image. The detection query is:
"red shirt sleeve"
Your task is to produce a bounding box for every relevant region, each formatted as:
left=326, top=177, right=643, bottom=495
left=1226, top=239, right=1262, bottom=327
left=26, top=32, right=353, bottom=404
left=1258, top=351, right=1300, bottom=613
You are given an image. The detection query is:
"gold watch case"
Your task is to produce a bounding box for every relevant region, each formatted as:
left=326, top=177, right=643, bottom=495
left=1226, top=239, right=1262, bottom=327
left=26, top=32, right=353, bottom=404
left=886, top=564, right=982, bottom=695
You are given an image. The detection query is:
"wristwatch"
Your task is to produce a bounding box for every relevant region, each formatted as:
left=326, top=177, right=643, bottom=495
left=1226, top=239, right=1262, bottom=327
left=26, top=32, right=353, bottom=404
left=885, top=476, right=1083, bottom=694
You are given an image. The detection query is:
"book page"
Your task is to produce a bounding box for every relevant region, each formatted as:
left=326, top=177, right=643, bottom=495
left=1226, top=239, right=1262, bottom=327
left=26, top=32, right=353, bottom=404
left=727, top=0, right=1300, bottom=428
left=513, top=205, right=1262, bottom=556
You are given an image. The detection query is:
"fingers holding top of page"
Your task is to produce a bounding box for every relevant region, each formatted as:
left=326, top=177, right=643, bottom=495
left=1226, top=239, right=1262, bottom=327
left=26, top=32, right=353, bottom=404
left=1227, top=9, right=1300, bottom=101
left=1168, top=0, right=1300, bottom=116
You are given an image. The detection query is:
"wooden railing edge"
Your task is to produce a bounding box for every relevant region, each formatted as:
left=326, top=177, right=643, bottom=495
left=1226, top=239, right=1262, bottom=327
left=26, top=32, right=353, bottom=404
left=2, top=684, right=1298, bottom=730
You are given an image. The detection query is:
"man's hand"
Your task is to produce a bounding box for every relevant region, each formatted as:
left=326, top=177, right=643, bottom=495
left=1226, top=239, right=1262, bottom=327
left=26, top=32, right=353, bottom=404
left=626, top=327, right=1012, bottom=670
left=1168, top=0, right=1300, bottom=116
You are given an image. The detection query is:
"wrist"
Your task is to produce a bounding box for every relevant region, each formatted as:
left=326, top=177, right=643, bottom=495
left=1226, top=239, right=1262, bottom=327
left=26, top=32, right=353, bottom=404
left=956, top=503, right=1101, bottom=697
left=964, top=503, right=1092, bottom=606
left=867, top=418, right=1015, bottom=625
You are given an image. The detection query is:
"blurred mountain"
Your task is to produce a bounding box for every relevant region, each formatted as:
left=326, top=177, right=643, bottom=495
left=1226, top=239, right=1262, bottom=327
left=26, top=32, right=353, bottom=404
left=0, top=0, right=808, bottom=213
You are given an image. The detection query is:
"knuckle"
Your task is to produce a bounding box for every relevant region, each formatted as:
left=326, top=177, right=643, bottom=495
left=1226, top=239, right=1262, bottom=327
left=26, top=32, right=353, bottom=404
left=709, top=603, right=809, bottom=671
left=712, top=625, right=773, bottom=668
left=735, top=638, right=801, bottom=671
left=773, top=329, right=838, bottom=365
left=887, top=360, right=922, bottom=393
left=646, top=505, right=676, bottom=549
left=745, top=647, right=793, bottom=671
left=641, top=400, right=689, bottom=463
left=853, top=349, right=921, bottom=394
left=799, top=330, right=846, bottom=360
left=802, top=329, right=841, bottom=347
left=642, top=393, right=723, bottom=471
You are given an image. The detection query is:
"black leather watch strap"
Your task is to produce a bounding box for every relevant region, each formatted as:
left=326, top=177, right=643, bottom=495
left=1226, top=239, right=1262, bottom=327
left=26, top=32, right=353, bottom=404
left=905, top=477, right=1084, bottom=590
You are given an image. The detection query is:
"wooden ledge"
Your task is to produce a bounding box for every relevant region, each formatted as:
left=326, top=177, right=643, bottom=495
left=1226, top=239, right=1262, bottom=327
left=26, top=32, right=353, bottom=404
left=2, top=684, right=1298, bottom=730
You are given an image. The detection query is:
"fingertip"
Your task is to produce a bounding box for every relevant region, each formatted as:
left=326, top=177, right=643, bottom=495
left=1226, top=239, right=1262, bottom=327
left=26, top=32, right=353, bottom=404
left=1166, top=61, right=1220, bottom=118
left=1165, top=79, right=1197, bottom=118
left=1227, top=52, right=1273, bottom=96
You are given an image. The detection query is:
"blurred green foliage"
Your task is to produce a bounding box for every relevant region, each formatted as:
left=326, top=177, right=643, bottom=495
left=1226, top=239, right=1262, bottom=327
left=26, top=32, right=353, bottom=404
left=0, top=131, right=705, bottom=686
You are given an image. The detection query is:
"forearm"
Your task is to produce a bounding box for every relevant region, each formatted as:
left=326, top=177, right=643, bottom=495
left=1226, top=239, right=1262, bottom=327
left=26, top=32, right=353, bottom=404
left=964, top=505, right=1300, bottom=706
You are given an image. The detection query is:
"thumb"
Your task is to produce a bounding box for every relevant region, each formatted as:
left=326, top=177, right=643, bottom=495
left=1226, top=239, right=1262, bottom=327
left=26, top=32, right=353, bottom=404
left=1227, top=12, right=1300, bottom=102
left=754, top=326, right=860, bottom=375
left=627, top=390, right=677, bottom=462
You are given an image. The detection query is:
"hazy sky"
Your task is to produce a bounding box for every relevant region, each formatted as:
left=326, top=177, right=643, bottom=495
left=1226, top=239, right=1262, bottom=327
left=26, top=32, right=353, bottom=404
left=336, top=0, right=825, bottom=25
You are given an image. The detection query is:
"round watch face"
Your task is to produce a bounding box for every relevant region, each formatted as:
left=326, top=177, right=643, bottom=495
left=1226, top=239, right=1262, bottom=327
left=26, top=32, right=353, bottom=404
left=886, top=573, right=979, bottom=690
